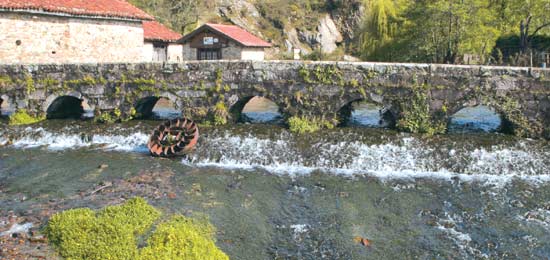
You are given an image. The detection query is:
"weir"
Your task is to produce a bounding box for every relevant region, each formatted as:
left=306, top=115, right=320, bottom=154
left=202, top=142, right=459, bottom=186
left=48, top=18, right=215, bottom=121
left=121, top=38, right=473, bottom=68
left=0, top=61, right=549, bottom=138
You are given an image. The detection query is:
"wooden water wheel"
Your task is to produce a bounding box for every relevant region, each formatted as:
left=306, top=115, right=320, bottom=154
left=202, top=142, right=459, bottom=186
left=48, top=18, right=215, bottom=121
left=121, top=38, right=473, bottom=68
left=147, top=118, right=199, bottom=157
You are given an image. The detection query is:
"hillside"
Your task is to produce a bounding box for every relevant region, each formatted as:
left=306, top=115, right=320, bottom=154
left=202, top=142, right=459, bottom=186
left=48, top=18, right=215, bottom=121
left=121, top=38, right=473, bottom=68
left=128, top=0, right=364, bottom=60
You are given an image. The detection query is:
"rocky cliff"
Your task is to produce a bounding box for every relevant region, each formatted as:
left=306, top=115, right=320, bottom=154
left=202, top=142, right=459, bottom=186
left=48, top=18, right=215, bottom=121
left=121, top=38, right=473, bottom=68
left=131, top=0, right=364, bottom=60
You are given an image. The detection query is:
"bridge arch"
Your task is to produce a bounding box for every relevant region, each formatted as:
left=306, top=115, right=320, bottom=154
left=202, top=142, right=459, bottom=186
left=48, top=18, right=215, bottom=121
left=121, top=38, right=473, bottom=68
left=445, top=98, right=513, bottom=134
left=229, top=94, right=286, bottom=124
left=338, top=97, right=396, bottom=128
left=46, top=95, right=88, bottom=119
left=0, top=95, right=11, bottom=117
left=134, top=95, right=181, bottom=120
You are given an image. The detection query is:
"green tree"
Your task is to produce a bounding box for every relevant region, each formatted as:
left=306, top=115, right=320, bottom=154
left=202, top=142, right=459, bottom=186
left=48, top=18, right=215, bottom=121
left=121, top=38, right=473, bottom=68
left=493, top=0, right=550, bottom=53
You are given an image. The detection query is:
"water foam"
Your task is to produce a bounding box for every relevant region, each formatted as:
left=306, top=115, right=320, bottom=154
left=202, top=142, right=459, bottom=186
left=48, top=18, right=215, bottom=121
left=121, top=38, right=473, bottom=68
left=7, top=127, right=149, bottom=152
left=188, top=133, right=550, bottom=184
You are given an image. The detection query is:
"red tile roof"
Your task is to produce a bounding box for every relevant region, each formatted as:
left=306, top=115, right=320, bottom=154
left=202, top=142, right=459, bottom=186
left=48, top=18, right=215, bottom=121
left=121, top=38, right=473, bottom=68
left=179, top=23, right=271, bottom=48
left=0, top=0, right=153, bottom=20
left=143, top=21, right=182, bottom=42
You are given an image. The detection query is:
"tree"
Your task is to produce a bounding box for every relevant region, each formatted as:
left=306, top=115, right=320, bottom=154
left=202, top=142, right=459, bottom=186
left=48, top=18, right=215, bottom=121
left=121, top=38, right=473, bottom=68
left=493, top=0, right=550, bottom=53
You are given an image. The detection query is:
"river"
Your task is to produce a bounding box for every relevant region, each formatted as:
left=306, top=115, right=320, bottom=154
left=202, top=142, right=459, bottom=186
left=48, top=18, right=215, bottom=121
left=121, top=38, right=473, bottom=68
left=1, top=118, right=550, bottom=259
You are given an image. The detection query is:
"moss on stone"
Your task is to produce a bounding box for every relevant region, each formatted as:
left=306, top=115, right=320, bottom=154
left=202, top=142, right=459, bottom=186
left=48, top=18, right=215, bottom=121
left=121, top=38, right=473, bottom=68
left=25, top=76, right=35, bottom=95
left=212, top=101, right=228, bottom=126
left=288, top=115, right=335, bottom=134
left=298, top=65, right=343, bottom=85
left=397, top=86, right=446, bottom=135
left=9, top=109, right=45, bottom=125
left=140, top=215, right=229, bottom=260
left=0, top=75, right=13, bottom=87
left=45, top=197, right=228, bottom=260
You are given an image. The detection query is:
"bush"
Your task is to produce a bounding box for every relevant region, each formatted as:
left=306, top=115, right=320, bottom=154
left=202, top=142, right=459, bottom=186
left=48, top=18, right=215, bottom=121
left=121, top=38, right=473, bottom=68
left=45, top=198, right=228, bottom=260
left=140, top=215, right=229, bottom=260
left=397, top=88, right=446, bottom=135
left=288, top=115, right=335, bottom=134
left=9, top=109, right=45, bottom=125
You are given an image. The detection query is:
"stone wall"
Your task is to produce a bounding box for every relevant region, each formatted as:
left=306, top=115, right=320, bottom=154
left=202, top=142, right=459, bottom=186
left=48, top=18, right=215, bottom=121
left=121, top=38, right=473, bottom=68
left=0, top=61, right=549, bottom=138
left=0, top=12, right=144, bottom=64
left=222, top=42, right=242, bottom=60
left=182, top=44, right=195, bottom=60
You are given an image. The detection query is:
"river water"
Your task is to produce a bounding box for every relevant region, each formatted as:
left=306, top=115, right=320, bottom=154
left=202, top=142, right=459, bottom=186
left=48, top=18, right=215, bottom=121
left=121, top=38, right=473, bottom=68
left=1, top=119, right=550, bottom=259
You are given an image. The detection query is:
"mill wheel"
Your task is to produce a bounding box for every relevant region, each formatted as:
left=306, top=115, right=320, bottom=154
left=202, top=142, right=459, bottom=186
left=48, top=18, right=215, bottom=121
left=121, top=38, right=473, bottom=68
left=147, top=118, right=199, bottom=157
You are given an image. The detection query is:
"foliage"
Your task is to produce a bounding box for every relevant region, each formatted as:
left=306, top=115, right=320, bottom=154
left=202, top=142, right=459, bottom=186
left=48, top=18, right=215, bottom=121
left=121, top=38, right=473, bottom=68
left=45, top=198, right=161, bottom=260
left=212, top=101, right=228, bottom=125
left=140, top=215, right=229, bottom=260
left=357, top=0, right=550, bottom=63
left=9, top=109, right=45, bottom=126
left=397, top=86, right=446, bottom=135
left=288, top=115, right=335, bottom=134
left=298, top=65, right=344, bottom=85
left=45, top=197, right=228, bottom=260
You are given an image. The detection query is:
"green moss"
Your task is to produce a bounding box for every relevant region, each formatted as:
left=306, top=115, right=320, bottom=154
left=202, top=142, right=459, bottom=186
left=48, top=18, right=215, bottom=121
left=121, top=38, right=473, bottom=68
left=397, top=86, right=446, bottom=135
left=45, top=198, right=227, bottom=260
left=212, top=101, right=228, bottom=126
left=45, top=198, right=159, bottom=260
left=0, top=75, right=13, bottom=87
left=347, top=79, right=359, bottom=88
left=298, top=65, right=343, bottom=85
left=140, top=215, right=229, bottom=260
left=25, top=76, right=35, bottom=95
left=288, top=115, right=335, bottom=134
left=9, top=109, right=45, bottom=125
left=223, top=84, right=231, bottom=92
left=95, top=109, right=125, bottom=124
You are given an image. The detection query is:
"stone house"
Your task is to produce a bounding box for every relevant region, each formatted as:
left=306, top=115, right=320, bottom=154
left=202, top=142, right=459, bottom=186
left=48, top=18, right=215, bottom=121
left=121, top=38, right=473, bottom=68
left=178, top=23, right=271, bottom=61
left=143, top=21, right=183, bottom=62
left=0, top=0, right=182, bottom=64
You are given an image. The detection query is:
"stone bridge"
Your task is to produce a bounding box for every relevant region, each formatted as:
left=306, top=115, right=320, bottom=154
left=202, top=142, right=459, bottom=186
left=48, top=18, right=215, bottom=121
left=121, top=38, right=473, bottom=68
left=0, top=61, right=549, bottom=138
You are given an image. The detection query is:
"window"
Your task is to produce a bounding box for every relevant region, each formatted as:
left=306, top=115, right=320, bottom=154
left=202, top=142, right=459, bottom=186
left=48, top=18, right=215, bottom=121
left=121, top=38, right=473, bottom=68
left=197, top=48, right=221, bottom=60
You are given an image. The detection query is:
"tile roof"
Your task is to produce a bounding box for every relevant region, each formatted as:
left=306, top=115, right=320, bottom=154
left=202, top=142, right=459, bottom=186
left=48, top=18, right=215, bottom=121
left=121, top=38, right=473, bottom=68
left=179, top=23, right=271, bottom=48
left=143, top=21, right=182, bottom=42
left=0, top=0, right=153, bottom=20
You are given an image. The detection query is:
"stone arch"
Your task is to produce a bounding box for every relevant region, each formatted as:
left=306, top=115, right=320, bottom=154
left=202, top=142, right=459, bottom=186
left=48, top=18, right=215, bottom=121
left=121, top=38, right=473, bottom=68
left=228, top=95, right=285, bottom=123
left=445, top=98, right=512, bottom=134
left=134, top=95, right=181, bottom=120
left=46, top=95, right=86, bottom=119
left=338, top=97, right=396, bottom=128
left=0, top=95, right=11, bottom=117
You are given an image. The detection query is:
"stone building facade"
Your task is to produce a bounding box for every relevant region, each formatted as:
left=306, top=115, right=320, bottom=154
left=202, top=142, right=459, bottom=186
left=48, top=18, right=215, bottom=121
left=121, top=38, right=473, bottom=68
left=0, top=12, right=145, bottom=64
left=178, top=23, right=271, bottom=61
left=0, top=0, right=182, bottom=64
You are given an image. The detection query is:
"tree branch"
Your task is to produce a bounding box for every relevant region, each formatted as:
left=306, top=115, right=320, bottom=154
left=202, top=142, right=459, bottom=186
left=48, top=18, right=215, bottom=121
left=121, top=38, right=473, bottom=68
left=530, top=22, right=550, bottom=38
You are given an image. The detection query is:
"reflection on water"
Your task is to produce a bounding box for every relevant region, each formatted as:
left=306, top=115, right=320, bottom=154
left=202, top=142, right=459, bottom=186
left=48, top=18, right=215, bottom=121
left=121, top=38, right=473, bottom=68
left=348, top=102, right=392, bottom=128
left=151, top=98, right=182, bottom=120
left=449, top=106, right=501, bottom=133
left=241, top=97, right=282, bottom=124
left=350, top=103, right=383, bottom=127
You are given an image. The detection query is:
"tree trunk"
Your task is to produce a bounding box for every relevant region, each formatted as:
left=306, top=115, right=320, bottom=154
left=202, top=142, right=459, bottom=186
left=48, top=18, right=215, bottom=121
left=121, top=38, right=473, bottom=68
left=519, top=15, right=532, bottom=54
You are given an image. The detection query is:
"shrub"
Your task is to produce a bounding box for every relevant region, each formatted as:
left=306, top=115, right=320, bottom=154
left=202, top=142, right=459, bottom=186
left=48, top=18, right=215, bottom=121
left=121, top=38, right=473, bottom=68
left=397, top=88, right=446, bottom=135
left=288, top=115, right=335, bottom=134
left=45, top=198, right=228, bottom=260
left=9, top=109, right=45, bottom=125
left=140, top=215, right=229, bottom=260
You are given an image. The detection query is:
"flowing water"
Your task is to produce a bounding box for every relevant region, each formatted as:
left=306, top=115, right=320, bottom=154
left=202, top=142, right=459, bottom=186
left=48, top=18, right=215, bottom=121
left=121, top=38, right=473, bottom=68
left=1, top=119, right=550, bottom=259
